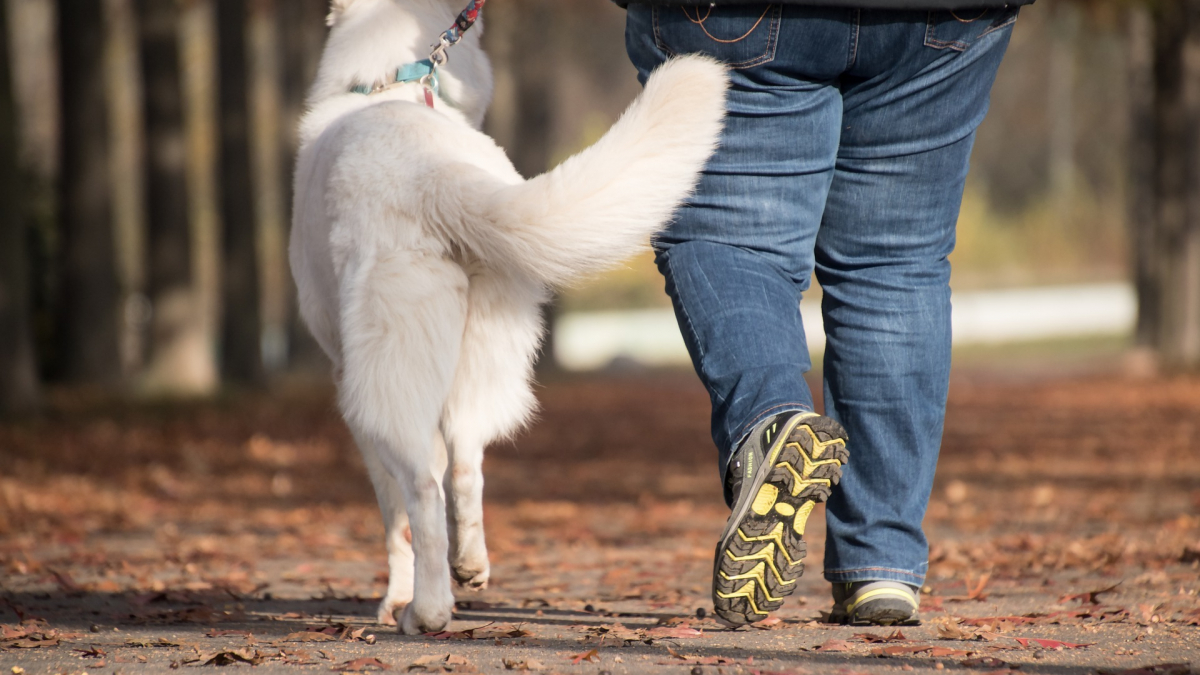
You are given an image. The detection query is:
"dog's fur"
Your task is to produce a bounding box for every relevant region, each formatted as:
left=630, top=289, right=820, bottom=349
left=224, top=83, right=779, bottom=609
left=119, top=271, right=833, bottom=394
left=290, top=0, right=727, bottom=634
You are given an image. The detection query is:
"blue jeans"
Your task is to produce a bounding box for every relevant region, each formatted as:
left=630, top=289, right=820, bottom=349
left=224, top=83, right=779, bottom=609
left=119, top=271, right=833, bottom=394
left=625, top=4, right=1016, bottom=586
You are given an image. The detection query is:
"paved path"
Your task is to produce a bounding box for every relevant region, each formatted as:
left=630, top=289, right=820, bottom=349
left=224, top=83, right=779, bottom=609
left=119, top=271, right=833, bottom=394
left=2, top=369, right=1198, bottom=674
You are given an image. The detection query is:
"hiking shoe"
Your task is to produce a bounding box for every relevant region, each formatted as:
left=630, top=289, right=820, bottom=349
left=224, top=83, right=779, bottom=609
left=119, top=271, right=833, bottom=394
left=712, top=411, right=849, bottom=626
left=828, top=581, right=920, bottom=626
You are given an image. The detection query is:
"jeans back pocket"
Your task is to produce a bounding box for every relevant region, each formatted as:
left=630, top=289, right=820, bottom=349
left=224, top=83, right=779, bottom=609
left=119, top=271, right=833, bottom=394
left=924, top=7, right=1019, bottom=52
left=653, top=4, right=782, bottom=69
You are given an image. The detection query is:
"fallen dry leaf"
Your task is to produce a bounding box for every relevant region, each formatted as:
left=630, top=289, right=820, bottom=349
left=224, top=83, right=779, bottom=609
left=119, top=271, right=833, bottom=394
left=285, top=630, right=338, bottom=642
left=816, top=639, right=854, bottom=652
left=197, top=649, right=264, bottom=666
left=967, top=573, right=991, bottom=601
left=124, top=636, right=182, bottom=648
left=1137, top=603, right=1164, bottom=624
left=855, top=630, right=909, bottom=643
left=3, top=637, right=60, bottom=649
left=1059, top=581, right=1120, bottom=605
left=501, top=658, right=545, bottom=671
left=424, top=622, right=496, bottom=640
left=407, top=654, right=471, bottom=672
left=279, top=648, right=322, bottom=665
left=0, top=621, right=65, bottom=650
left=570, top=648, right=599, bottom=664
left=872, top=645, right=935, bottom=657
left=1013, top=638, right=1093, bottom=650
left=333, top=657, right=393, bottom=671
left=931, top=616, right=980, bottom=640
left=582, top=623, right=644, bottom=643
left=928, top=647, right=973, bottom=658
left=961, top=657, right=1011, bottom=668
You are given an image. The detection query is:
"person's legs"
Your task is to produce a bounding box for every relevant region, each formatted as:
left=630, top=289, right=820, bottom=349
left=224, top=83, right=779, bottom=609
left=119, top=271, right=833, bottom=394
left=625, top=4, right=852, bottom=481
left=625, top=4, right=1018, bottom=626
left=816, top=9, right=1017, bottom=594
left=627, top=4, right=862, bottom=626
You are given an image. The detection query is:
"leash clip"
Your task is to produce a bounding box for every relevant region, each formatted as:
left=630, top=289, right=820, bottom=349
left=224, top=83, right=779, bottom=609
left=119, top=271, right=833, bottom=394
left=429, top=35, right=452, bottom=71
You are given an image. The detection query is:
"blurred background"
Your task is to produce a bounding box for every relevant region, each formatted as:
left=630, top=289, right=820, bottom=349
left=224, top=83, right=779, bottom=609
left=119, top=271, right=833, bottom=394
left=0, top=0, right=1198, bottom=411
left=2, top=5, right=1199, bottom=661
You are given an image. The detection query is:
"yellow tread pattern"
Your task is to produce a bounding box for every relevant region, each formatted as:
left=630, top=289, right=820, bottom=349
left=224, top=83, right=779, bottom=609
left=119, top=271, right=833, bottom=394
left=724, top=543, right=798, bottom=587
left=713, top=415, right=849, bottom=625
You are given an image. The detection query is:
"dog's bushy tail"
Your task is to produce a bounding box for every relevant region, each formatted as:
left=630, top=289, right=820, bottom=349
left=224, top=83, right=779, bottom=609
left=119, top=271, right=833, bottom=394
left=477, top=55, right=728, bottom=287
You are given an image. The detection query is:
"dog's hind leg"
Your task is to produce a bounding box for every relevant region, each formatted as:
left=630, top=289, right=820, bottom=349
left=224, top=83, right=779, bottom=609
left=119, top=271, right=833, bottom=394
left=355, top=431, right=414, bottom=625
left=356, top=430, right=446, bottom=625
left=441, top=272, right=546, bottom=589
left=338, top=250, right=467, bottom=634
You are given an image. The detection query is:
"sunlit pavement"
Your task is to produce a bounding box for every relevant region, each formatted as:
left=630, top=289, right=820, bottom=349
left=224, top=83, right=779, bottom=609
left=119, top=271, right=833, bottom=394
left=2, top=367, right=1198, bottom=674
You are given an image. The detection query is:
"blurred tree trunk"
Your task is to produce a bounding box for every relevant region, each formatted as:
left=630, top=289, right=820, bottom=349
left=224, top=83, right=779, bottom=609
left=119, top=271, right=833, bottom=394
left=1143, top=0, right=1200, bottom=370
left=279, top=0, right=323, bottom=145
left=1047, top=2, right=1079, bottom=226
left=484, top=0, right=555, bottom=179
left=137, top=0, right=217, bottom=394
left=247, top=0, right=288, bottom=373
left=483, top=0, right=560, bottom=373
left=56, top=0, right=122, bottom=384
left=0, top=0, right=40, bottom=412
left=279, top=0, right=328, bottom=374
left=106, top=0, right=148, bottom=377
left=7, top=0, right=61, bottom=382
left=179, top=0, right=224, bottom=392
left=1129, top=4, right=1157, bottom=351
left=217, top=0, right=264, bottom=384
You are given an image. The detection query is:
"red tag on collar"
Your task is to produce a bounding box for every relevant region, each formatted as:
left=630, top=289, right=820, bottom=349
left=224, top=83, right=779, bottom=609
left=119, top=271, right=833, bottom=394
left=424, top=87, right=435, bottom=109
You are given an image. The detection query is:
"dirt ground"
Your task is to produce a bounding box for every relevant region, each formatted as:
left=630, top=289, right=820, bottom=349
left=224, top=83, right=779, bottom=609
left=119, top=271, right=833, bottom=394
left=2, top=360, right=1199, bottom=674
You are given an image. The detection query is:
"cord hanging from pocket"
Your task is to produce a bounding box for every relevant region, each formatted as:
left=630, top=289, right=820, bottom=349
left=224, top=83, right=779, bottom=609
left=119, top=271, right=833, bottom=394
left=682, top=4, right=773, bottom=44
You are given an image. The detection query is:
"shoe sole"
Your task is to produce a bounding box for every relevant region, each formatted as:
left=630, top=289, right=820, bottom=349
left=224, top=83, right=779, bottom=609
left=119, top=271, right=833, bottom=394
left=831, top=600, right=919, bottom=626
left=712, top=413, right=849, bottom=626
left=830, top=586, right=921, bottom=626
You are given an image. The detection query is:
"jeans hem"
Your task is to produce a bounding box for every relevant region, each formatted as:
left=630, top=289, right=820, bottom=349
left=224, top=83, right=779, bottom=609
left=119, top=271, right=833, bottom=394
left=729, top=402, right=814, bottom=457
left=823, top=567, right=927, bottom=586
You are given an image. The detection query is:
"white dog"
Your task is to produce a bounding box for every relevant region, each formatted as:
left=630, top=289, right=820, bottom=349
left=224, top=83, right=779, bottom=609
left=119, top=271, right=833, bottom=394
left=290, top=0, right=727, bottom=634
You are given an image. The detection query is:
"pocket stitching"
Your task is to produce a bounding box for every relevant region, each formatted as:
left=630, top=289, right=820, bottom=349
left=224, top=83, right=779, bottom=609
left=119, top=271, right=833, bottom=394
left=925, top=8, right=1018, bottom=52
left=924, top=11, right=970, bottom=52
left=653, top=5, right=782, bottom=70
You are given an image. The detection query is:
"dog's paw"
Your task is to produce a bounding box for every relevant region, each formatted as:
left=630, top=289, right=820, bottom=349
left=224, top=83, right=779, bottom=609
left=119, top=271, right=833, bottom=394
left=375, top=594, right=410, bottom=626
left=451, top=563, right=489, bottom=591
left=398, top=598, right=454, bottom=635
